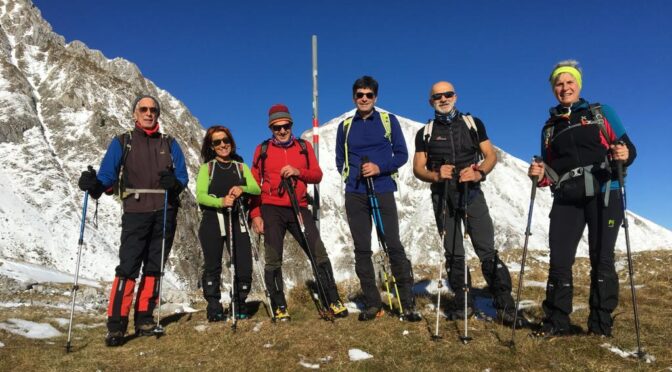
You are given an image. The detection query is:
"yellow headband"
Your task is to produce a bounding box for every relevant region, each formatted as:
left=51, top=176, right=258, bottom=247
left=550, top=66, right=582, bottom=89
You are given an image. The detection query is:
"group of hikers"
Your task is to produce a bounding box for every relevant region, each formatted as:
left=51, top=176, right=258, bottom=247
left=77, top=59, right=636, bottom=347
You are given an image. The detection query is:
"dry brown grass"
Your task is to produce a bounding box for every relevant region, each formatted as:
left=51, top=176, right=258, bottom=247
left=0, top=250, right=670, bottom=371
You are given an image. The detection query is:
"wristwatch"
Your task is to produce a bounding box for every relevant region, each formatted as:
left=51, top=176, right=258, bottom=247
left=477, top=169, right=486, bottom=181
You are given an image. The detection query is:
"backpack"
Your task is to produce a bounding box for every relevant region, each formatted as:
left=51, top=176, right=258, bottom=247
left=543, top=103, right=611, bottom=151
left=422, top=114, right=483, bottom=163
left=541, top=103, right=615, bottom=206
left=114, top=130, right=174, bottom=199
left=340, top=111, right=397, bottom=182
left=255, top=138, right=309, bottom=186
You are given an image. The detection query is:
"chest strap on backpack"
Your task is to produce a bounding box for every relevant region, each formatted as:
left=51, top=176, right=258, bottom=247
left=546, top=162, right=612, bottom=206
left=122, top=188, right=166, bottom=200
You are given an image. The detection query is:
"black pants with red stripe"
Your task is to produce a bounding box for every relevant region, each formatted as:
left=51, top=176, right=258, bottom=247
left=107, top=208, right=178, bottom=333
left=543, top=192, right=623, bottom=334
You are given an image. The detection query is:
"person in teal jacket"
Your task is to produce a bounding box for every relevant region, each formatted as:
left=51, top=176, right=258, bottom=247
left=196, top=126, right=260, bottom=321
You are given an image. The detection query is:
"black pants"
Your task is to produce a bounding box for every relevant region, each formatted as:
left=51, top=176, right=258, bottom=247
left=345, top=192, right=414, bottom=309
left=432, top=188, right=514, bottom=309
left=543, top=191, right=623, bottom=333
left=198, top=209, right=253, bottom=310
left=107, top=208, right=177, bottom=332
left=260, top=204, right=338, bottom=309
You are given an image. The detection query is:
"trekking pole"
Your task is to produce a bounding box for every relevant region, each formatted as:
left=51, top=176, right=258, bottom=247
left=282, top=178, right=334, bottom=321
left=237, top=199, right=275, bottom=322
left=65, top=177, right=92, bottom=353
left=432, top=178, right=450, bottom=341
left=153, top=191, right=168, bottom=337
left=361, top=156, right=404, bottom=318
left=616, top=159, right=645, bottom=359
left=508, top=157, right=540, bottom=349
left=227, top=206, right=237, bottom=331
left=459, top=179, right=472, bottom=344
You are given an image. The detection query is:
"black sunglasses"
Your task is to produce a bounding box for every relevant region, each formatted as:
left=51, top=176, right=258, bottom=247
left=431, top=91, right=456, bottom=101
left=212, top=138, right=231, bottom=147
left=138, top=106, right=159, bottom=114
left=271, top=123, right=292, bottom=132
left=355, top=92, right=375, bottom=99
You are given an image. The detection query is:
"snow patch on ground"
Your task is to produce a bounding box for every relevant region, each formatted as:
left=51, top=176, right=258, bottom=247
left=600, top=343, right=655, bottom=363
left=348, top=348, right=373, bottom=361
left=0, top=258, right=100, bottom=288
left=298, top=360, right=320, bottom=369
left=0, top=318, right=62, bottom=339
left=194, top=325, right=207, bottom=332
left=524, top=280, right=547, bottom=288
left=0, top=341, right=4, bottom=347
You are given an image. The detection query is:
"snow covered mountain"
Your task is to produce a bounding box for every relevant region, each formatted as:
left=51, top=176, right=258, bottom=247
left=0, top=0, right=205, bottom=289
left=1, top=0, right=670, bottom=292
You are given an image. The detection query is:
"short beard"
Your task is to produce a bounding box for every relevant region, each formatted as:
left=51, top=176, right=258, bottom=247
left=433, top=102, right=454, bottom=115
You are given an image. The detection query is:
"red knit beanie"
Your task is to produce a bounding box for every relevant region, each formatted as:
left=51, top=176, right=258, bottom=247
left=268, top=104, right=293, bottom=126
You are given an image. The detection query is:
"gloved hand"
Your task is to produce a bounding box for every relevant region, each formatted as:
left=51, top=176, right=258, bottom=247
left=78, top=168, right=99, bottom=192
left=159, top=169, right=178, bottom=190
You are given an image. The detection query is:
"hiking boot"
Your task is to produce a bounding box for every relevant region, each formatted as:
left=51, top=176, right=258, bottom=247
left=587, top=328, right=613, bottom=338
left=402, top=307, right=422, bottom=322
left=105, top=331, right=125, bottom=347
left=447, top=306, right=474, bottom=321
left=496, top=308, right=528, bottom=327
left=135, top=322, right=156, bottom=336
left=530, top=322, right=581, bottom=339
left=274, top=306, right=291, bottom=322
left=236, top=302, right=250, bottom=320
left=358, top=306, right=384, bottom=321
left=329, top=300, right=349, bottom=318
left=207, top=311, right=226, bottom=322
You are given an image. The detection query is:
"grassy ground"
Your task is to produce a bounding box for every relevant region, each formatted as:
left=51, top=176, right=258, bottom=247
left=0, top=250, right=670, bottom=371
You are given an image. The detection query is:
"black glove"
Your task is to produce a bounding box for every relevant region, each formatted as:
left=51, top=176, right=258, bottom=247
left=159, top=170, right=178, bottom=190
left=78, top=168, right=99, bottom=192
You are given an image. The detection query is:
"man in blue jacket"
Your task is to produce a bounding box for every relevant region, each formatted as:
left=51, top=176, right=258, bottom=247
left=77, top=95, right=188, bottom=346
left=336, top=76, right=420, bottom=322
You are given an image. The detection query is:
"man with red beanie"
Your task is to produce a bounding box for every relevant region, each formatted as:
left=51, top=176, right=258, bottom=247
left=249, top=104, right=347, bottom=321
left=77, top=95, right=188, bottom=346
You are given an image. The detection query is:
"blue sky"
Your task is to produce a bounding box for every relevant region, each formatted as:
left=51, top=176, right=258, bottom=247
left=34, top=0, right=672, bottom=229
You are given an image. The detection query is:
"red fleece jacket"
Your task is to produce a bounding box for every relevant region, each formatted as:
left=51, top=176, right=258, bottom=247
left=249, top=139, right=322, bottom=219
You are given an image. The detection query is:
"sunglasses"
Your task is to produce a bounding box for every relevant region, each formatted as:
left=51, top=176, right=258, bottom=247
left=271, top=123, right=292, bottom=132
left=212, top=138, right=231, bottom=147
left=431, top=91, right=456, bottom=101
left=138, top=106, right=159, bottom=114
left=355, top=92, right=375, bottom=99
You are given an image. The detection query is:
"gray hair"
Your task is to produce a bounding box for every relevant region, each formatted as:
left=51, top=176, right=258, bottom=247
left=132, top=95, right=161, bottom=116
left=549, top=59, right=582, bottom=83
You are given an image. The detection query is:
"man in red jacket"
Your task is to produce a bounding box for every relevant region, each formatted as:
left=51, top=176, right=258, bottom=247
left=250, top=104, right=347, bottom=321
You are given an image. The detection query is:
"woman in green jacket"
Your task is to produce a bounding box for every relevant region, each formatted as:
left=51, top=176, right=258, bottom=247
left=196, top=126, right=260, bottom=321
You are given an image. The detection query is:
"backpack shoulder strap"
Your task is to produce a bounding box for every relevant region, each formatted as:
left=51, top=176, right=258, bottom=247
left=423, top=120, right=434, bottom=145
left=588, top=103, right=611, bottom=145
left=256, top=140, right=271, bottom=186
left=380, top=111, right=392, bottom=142
left=296, top=138, right=310, bottom=167
left=207, top=159, right=216, bottom=183
left=341, top=117, right=354, bottom=181
left=462, top=114, right=482, bottom=160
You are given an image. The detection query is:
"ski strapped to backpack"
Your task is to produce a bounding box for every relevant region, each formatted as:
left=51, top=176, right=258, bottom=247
left=115, top=130, right=175, bottom=200
left=422, top=114, right=483, bottom=163
left=255, top=138, right=309, bottom=187
left=341, top=111, right=398, bottom=182
left=541, top=103, right=615, bottom=206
